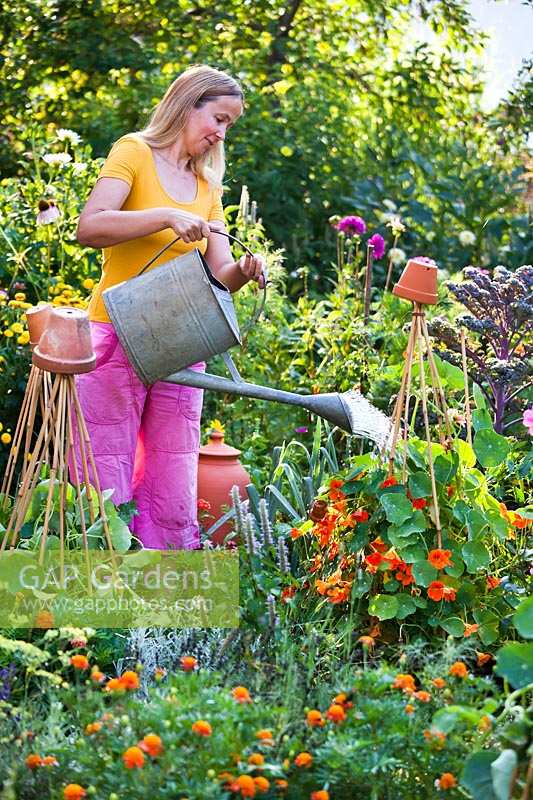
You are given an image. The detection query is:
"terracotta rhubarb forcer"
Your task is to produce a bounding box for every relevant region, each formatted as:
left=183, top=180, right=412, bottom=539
left=32, top=307, right=96, bottom=373
left=197, top=429, right=251, bottom=545
left=25, top=303, right=52, bottom=350
left=392, top=256, right=438, bottom=305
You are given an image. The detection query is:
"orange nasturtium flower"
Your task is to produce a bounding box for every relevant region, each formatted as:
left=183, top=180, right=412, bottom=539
left=253, top=776, right=270, bottom=793
left=326, top=703, right=346, bottom=723
left=63, top=785, right=87, bottom=800
left=380, top=476, right=398, bottom=488
left=311, top=792, right=330, bottom=800
left=230, top=775, right=256, bottom=797
left=486, top=575, right=500, bottom=590
left=463, top=623, right=479, bottom=638
left=437, top=773, right=457, bottom=790
left=427, top=581, right=456, bottom=602
left=358, top=635, right=375, bottom=649
left=180, top=655, right=198, bottom=672
left=232, top=685, right=252, bottom=703
left=294, top=752, right=313, bottom=768
left=139, top=734, right=163, bottom=757
left=307, top=709, right=325, bottom=727
left=25, top=754, right=42, bottom=769
left=427, top=549, right=453, bottom=570
left=192, top=719, right=212, bottom=737
left=477, top=651, right=493, bottom=667
left=392, top=674, right=416, bottom=692
left=70, top=654, right=89, bottom=670
left=122, top=746, right=145, bottom=769
left=449, top=661, right=468, bottom=679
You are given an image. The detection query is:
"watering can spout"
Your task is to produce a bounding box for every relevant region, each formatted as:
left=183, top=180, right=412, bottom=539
left=164, top=369, right=392, bottom=450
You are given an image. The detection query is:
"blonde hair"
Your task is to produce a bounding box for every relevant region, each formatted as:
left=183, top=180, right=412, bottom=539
left=138, top=65, right=243, bottom=190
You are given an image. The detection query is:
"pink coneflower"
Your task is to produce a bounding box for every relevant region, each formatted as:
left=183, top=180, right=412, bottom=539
left=36, top=200, right=61, bottom=225
left=367, top=233, right=385, bottom=259
left=335, top=215, right=366, bottom=236
left=523, top=408, right=533, bottom=435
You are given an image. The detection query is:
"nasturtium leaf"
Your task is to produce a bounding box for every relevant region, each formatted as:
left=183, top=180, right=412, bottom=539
left=444, top=551, right=464, bottom=578
left=461, top=751, right=499, bottom=800
left=391, top=510, right=427, bottom=536
left=472, top=383, right=488, bottom=411
left=108, top=516, right=132, bottom=553
left=399, top=545, right=426, bottom=563
left=433, top=355, right=465, bottom=390
left=412, top=561, right=438, bottom=587
left=352, top=571, right=373, bottom=598
left=465, top=508, right=488, bottom=539
left=456, top=580, right=476, bottom=605
left=491, top=750, right=518, bottom=800
left=440, top=616, right=465, bottom=636
left=454, top=438, right=476, bottom=468
left=395, top=594, right=417, bottom=619
left=472, top=408, right=492, bottom=432
left=380, top=493, right=413, bottom=525
left=484, top=509, right=510, bottom=542
left=434, top=452, right=458, bottom=484
left=387, top=530, right=418, bottom=549
left=368, top=594, right=399, bottom=620
left=495, top=642, right=533, bottom=689
left=473, top=429, right=510, bottom=469
left=462, top=541, right=491, bottom=572
left=408, top=471, right=432, bottom=498
left=452, top=500, right=470, bottom=525
left=513, top=596, right=533, bottom=639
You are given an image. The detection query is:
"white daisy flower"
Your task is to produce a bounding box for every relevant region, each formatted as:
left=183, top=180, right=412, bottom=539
left=458, top=230, right=476, bottom=247
left=388, top=247, right=406, bottom=265
left=56, top=128, right=81, bottom=145
left=42, top=152, right=72, bottom=166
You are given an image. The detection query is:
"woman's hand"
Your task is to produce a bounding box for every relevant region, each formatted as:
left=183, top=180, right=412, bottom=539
left=236, top=252, right=267, bottom=288
left=166, top=208, right=211, bottom=243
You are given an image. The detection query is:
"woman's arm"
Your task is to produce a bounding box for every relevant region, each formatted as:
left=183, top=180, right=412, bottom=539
left=77, top=177, right=212, bottom=248
left=205, top=221, right=265, bottom=293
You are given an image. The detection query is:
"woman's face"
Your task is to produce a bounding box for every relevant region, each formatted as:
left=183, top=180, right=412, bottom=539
left=184, top=95, right=243, bottom=156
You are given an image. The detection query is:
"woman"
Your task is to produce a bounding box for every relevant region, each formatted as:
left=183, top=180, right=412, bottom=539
left=76, top=65, right=265, bottom=551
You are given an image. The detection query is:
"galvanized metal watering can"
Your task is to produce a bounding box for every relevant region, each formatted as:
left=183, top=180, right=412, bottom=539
left=103, top=233, right=391, bottom=448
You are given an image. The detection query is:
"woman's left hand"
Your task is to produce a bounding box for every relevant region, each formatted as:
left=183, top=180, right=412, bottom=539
left=236, top=253, right=266, bottom=288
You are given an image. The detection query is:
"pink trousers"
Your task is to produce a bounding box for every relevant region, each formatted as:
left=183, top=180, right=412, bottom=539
left=74, top=321, right=204, bottom=550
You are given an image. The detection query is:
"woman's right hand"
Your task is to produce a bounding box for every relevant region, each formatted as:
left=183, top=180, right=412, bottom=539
left=166, top=208, right=211, bottom=243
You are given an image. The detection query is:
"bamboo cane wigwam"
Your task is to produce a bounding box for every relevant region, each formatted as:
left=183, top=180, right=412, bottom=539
left=0, top=307, right=117, bottom=586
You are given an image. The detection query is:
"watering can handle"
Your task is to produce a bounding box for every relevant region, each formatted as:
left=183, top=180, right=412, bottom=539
left=136, top=230, right=268, bottom=334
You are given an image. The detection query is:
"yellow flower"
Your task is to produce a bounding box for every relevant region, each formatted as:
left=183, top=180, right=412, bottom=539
left=14, top=292, right=26, bottom=301
left=3, top=329, right=14, bottom=337
left=18, top=332, right=30, bottom=345
left=209, top=418, right=225, bottom=434
left=1, top=433, right=12, bottom=444
left=280, top=146, right=294, bottom=157
left=82, top=278, right=95, bottom=290
left=10, top=323, right=24, bottom=334
left=0, top=422, right=3, bottom=431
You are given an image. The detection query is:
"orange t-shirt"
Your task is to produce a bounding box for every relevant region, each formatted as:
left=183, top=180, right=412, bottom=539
left=87, top=134, right=225, bottom=323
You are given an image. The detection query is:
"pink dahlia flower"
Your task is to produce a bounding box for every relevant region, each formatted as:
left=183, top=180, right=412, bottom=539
left=336, top=215, right=366, bottom=236
left=368, top=233, right=385, bottom=260
left=523, top=408, right=533, bottom=435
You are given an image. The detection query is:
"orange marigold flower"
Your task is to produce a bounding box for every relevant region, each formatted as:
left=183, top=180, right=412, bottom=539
left=122, top=746, right=145, bottom=769
left=248, top=753, right=265, bottom=766
left=90, top=668, right=105, bottom=683
left=25, top=754, right=42, bottom=769
left=486, top=575, right=500, bottom=590
left=358, top=635, right=375, bottom=648
left=253, top=776, right=270, bottom=793
left=436, top=772, right=457, bottom=790
left=404, top=704, right=415, bottom=714
left=63, top=785, right=87, bottom=800
left=463, top=623, right=479, bottom=638
left=476, top=651, right=493, bottom=667
left=180, top=655, right=197, bottom=672
left=380, top=476, right=398, bottom=488
left=70, top=654, right=89, bottom=670
left=231, top=775, right=256, bottom=797
left=294, top=752, right=313, bottom=767
left=119, top=670, right=140, bottom=690
left=414, top=690, right=431, bottom=703
left=326, top=703, right=346, bottom=723
left=427, top=549, right=453, bottom=570
left=255, top=729, right=274, bottom=740
left=423, top=728, right=447, bottom=744
left=192, top=719, right=212, bottom=737
left=449, top=661, right=468, bottom=679
left=41, top=756, right=59, bottom=766
left=431, top=678, right=446, bottom=689
left=392, top=674, right=416, bottom=692
left=307, top=709, right=325, bottom=727
left=84, top=722, right=102, bottom=735
left=411, top=497, right=427, bottom=509
left=427, top=581, right=456, bottom=602
left=104, top=677, right=124, bottom=693
left=275, top=779, right=289, bottom=790
left=311, top=792, right=330, bottom=800
left=139, top=733, right=163, bottom=757
left=232, top=685, right=252, bottom=703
